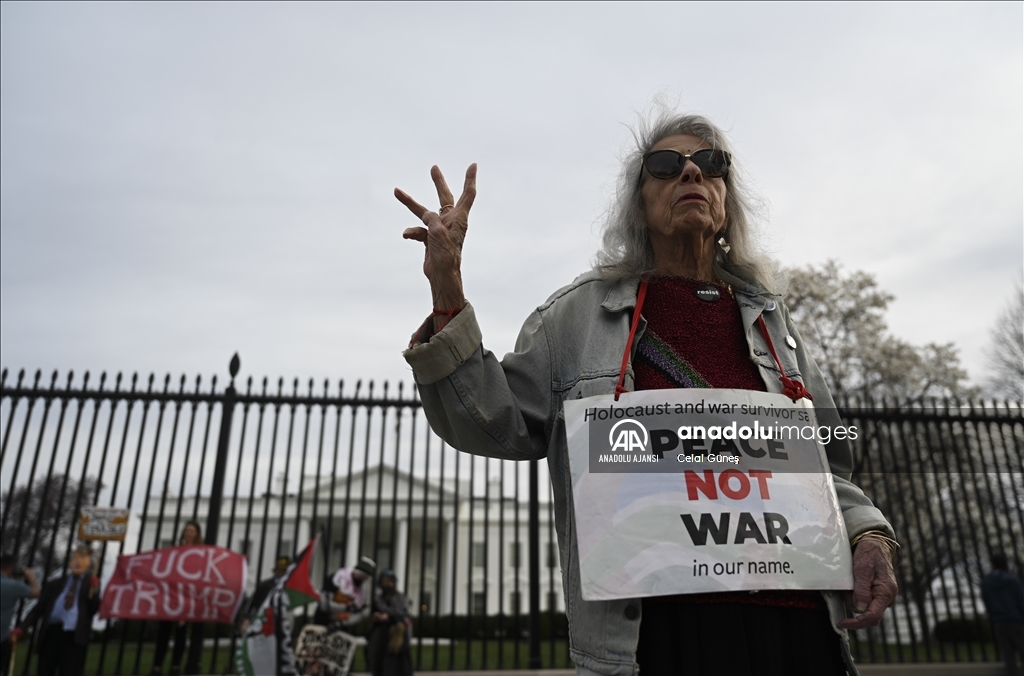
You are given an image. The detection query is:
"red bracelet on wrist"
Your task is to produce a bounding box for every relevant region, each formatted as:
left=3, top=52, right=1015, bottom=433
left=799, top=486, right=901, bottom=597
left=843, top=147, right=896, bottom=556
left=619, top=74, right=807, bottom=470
left=432, top=306, right=463, bottom=325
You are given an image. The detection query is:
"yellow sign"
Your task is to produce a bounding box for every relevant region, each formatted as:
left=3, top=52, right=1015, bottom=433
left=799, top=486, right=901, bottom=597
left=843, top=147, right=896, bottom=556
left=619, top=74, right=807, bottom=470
left=78, top=506, right=130, bottom=541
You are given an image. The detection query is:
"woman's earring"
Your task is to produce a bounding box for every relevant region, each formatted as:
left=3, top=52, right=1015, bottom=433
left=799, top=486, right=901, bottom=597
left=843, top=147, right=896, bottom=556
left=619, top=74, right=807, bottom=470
left=718, top=236, right=731, bottom=254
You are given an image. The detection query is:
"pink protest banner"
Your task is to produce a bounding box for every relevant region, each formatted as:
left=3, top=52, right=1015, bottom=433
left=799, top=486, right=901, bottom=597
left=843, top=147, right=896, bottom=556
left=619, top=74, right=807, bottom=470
left=100, top=545, right=247, bottom=624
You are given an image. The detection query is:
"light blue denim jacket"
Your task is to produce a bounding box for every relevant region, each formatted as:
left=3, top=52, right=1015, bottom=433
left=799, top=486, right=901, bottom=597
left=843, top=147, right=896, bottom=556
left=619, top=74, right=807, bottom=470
left=404, top=270, right=893, bottom=676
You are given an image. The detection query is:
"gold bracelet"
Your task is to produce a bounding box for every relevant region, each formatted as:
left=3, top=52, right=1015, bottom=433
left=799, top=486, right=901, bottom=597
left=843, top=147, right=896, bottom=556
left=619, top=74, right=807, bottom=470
left=850, top=530, right=903, bottom=569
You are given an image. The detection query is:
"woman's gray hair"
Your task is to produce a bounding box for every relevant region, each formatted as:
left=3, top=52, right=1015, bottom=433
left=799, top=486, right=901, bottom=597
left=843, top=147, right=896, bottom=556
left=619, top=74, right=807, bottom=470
left=595, top=112, right=774, bottom=291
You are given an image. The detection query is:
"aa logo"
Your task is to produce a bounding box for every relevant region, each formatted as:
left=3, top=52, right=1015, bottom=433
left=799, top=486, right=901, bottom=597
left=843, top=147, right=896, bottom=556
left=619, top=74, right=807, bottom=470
left=608, top=419, right=649, bottom=453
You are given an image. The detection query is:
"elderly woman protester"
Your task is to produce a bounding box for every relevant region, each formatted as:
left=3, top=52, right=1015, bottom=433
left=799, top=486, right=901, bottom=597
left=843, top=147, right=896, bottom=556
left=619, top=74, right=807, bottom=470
left=396, top=113, right=899, bottom=675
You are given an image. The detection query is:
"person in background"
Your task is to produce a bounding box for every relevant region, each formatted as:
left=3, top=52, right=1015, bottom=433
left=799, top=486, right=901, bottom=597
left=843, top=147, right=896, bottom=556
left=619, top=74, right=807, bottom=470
left=982, top=551, right=1024, bottom=676
left=239, top=556, right=290, bottom=634
left=151, top=520, right=202, bottom=676
left=1, top=554, right=39, bottom=676
left=21, top=545, right=100, bottom=676
left=318, top=556, right=375, bottom=631
left=366, top=571, right=412, bottom=676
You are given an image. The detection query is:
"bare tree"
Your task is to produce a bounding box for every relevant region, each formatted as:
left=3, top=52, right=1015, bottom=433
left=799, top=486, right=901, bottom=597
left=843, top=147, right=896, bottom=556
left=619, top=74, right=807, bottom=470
left=2, top=474, right=101, bottom=577
left=985, top=282, right=1024, bottom=401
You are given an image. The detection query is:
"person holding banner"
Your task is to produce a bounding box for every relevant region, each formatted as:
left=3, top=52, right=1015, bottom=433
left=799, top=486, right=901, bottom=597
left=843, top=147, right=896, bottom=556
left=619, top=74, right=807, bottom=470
left=20, top=546, right=100, bottom=676
left=397, top=112, right=899, bottom=675
left=151, top=520, right=203, bottom=676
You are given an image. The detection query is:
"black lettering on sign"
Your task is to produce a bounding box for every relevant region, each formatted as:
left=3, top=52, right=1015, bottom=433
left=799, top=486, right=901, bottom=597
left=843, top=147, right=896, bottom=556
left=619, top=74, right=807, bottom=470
left=680, top=513, right=730, bottom=545
left=764, top=512, right=792, bottom=544
left=734, top=512, right=767, bottom=544
left=650, top=429, right=677, bottom=458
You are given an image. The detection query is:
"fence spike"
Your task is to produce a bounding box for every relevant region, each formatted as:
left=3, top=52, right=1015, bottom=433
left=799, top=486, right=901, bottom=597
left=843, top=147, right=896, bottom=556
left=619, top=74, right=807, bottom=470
left=229, top=353, right=240, bottom=379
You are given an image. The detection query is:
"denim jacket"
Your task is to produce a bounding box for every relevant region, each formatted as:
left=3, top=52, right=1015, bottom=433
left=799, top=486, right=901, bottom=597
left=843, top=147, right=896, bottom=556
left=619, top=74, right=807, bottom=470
left=404, top=270, right=893, bottom=676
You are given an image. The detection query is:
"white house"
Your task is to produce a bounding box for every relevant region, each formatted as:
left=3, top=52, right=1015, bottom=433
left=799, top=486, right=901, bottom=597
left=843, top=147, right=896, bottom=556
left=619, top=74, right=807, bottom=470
left=139, top=465, right=564, bottom=618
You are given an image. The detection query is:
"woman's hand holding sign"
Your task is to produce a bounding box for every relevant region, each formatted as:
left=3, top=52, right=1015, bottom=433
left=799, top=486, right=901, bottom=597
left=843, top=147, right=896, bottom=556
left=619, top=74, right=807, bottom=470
left=838, top=539, right=899, bottom=630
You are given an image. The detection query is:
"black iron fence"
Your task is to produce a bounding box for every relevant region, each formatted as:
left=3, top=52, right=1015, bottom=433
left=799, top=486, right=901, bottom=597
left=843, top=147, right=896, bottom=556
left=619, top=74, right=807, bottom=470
left=1, top=358, right=1022, bottom=674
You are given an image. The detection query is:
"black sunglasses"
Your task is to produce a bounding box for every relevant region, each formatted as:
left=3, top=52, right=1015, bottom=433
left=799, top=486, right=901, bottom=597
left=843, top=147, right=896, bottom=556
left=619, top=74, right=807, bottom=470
left=641, top=148, right=731, bottom=181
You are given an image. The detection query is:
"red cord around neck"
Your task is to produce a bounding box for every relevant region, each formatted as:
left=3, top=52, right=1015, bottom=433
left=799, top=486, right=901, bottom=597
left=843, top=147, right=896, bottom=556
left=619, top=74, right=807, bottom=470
left=614, top=278, right=649, bottom=400
left=756, top=316, right=812, bottom=402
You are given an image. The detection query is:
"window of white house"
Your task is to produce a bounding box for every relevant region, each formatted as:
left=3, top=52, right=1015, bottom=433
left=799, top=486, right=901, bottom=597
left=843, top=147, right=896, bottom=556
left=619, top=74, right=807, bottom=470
left=423, top=543, right=435, bottom=569
left=510, top=591, right=522, bottom=615
left=472, top=592, right=486, bottom=616
left=473, top=542, right=485, bottom=567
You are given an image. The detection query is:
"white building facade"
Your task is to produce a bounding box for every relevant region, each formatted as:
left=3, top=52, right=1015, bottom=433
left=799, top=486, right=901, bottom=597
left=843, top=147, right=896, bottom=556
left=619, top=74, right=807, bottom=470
left=139, top=465, right=564, bottom=618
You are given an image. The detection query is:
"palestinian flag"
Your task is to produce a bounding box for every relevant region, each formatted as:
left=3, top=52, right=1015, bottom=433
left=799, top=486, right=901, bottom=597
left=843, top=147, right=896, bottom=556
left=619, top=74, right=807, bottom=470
left=236, top=536, right=321, bottom=676
left=283, top=536, right=321, bottom=609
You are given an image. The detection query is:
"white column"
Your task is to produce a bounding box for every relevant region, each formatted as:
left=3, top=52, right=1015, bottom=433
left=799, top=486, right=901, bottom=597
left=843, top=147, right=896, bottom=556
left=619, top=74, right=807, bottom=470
left=442, top=518, right=455, bottom=614
left=346, top=519, right=361, bottom=568
left=394, top=519, right=409, bottom=589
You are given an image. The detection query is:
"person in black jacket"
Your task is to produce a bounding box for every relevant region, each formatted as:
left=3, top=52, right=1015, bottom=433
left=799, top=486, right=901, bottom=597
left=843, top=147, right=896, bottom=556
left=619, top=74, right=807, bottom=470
left=982, top=551, right=1024, bottom=676
left=21, top=546, right=100, bottom=676
left=239, top=556, right=290, bottom=633
left=366, top=570, right=412, bottom=676
left=151, top=521, right=203, bottom=676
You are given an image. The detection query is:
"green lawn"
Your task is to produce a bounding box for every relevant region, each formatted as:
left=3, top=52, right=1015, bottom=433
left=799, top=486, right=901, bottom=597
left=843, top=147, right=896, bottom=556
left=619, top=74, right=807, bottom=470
left=11, top=638, right=573, bottom=674
left=849, top=638, right=999, bottom=663
left=11, top=637, right=996, bottom=673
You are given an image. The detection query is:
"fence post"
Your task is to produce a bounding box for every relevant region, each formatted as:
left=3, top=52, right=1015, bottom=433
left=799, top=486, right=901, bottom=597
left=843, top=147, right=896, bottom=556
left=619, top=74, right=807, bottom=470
left=528, top=458, right=541, bottom=668
left=188, top=352, right=238, bottom=673
left=205, top=352, right=239, bottom=546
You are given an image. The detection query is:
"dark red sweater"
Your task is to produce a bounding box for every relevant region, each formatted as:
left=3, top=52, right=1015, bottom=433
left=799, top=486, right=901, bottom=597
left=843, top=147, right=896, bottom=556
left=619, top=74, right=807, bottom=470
left=634, top=276, right=824, bottom=610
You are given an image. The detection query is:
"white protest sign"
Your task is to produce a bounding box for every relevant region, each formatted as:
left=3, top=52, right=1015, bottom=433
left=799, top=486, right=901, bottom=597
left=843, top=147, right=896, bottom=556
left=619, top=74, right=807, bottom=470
left=564, top=388, right=853, bottom=601
left=78, top=506, right=130, bottom=541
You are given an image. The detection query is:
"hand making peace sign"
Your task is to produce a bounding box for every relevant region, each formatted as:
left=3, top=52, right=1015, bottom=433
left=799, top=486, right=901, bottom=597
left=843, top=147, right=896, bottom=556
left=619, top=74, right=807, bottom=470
left=395, top=164, right=477, bottom=324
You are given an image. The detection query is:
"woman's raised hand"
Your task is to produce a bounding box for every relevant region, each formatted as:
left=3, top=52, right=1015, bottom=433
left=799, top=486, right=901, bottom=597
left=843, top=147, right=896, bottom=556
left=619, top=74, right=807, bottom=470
left=396, top=164, right=477, bottom=316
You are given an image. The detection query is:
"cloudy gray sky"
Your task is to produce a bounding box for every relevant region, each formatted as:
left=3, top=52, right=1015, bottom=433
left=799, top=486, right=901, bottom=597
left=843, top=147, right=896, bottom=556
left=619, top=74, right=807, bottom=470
left=2, top=2, right=1021, bottom=392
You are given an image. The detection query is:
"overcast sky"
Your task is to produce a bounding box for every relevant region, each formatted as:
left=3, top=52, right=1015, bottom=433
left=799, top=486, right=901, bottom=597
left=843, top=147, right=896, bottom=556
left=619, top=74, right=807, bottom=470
left=2, top=2, right=1021, bottom=393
